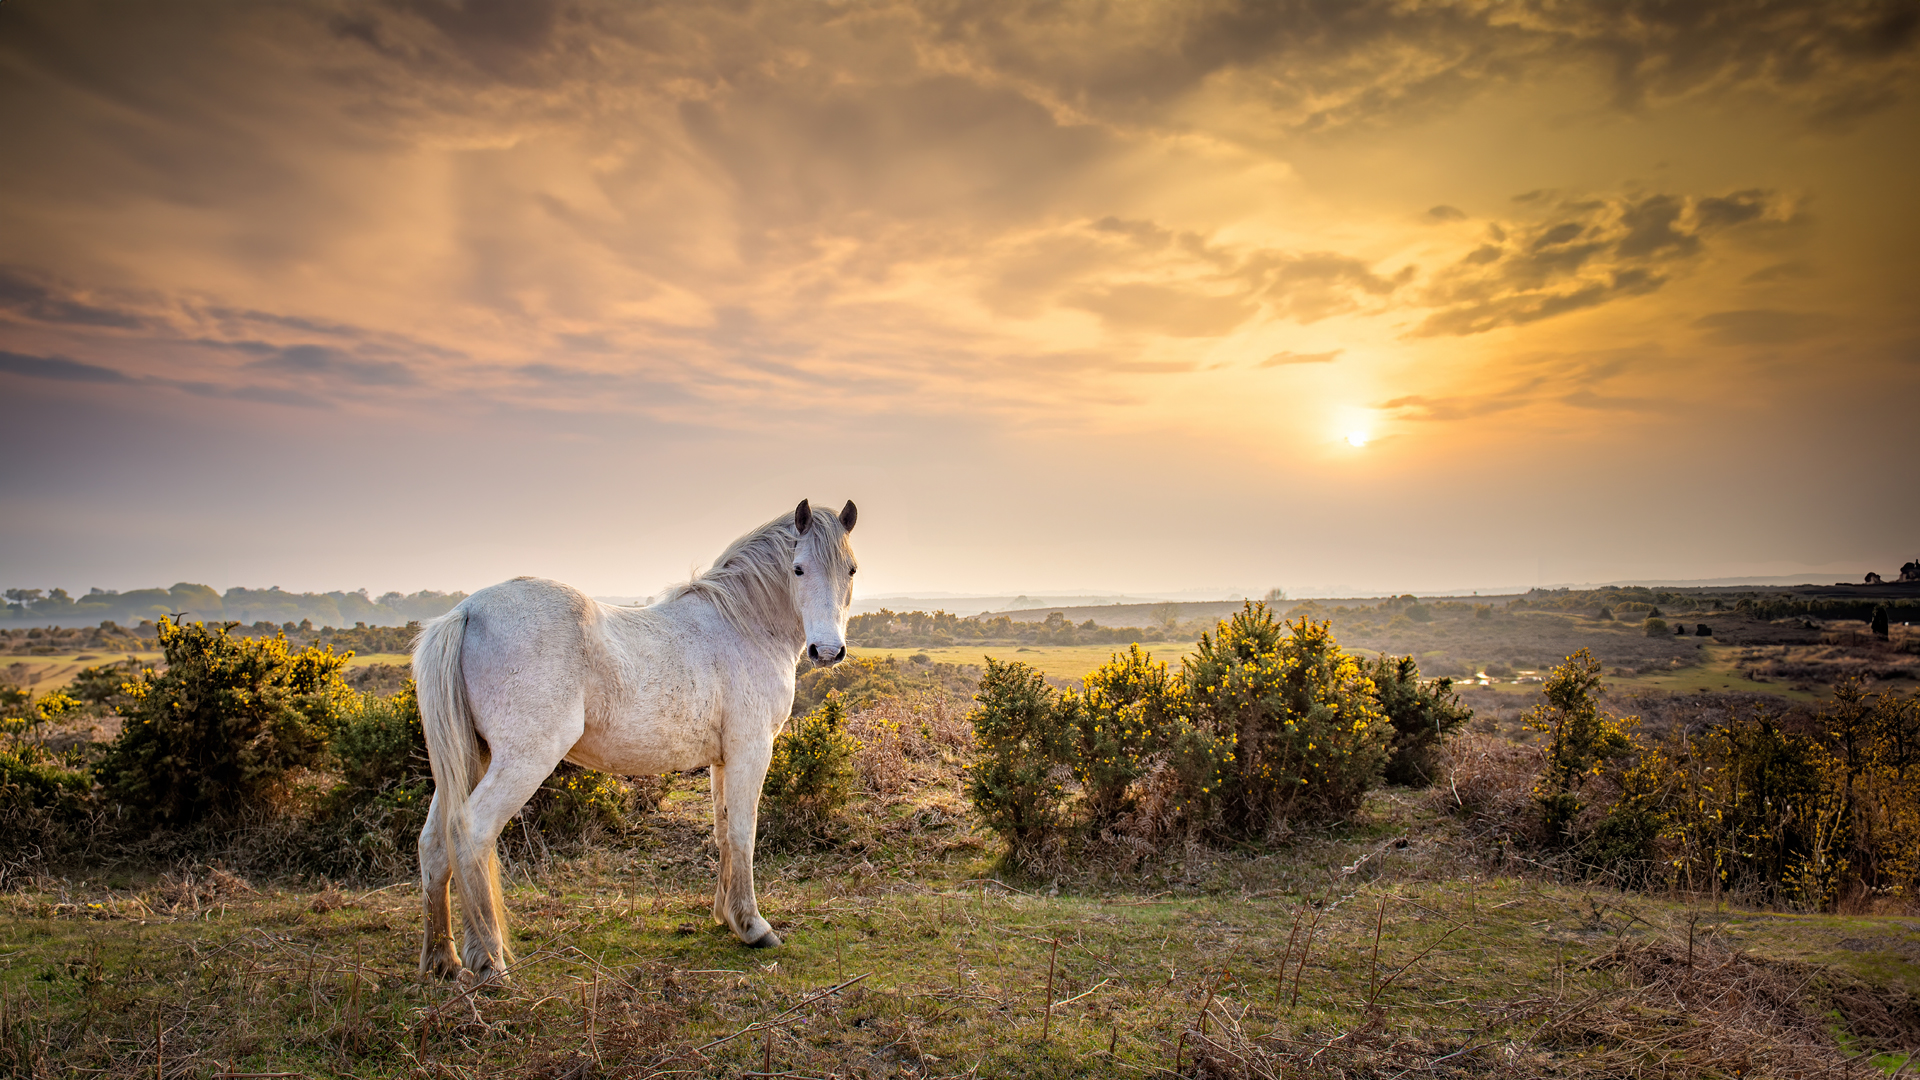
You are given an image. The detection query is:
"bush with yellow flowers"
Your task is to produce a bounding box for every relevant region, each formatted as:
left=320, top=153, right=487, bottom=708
left=100, top=617, right=341, bottom=825
left=1184, top=605, right=1390, bottom=838
left=764, top=696, right=861, bottom=832
left=968, top=602, right=1394, bottom=856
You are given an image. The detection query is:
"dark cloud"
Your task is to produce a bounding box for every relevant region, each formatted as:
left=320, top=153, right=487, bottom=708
left=1693, top=309, right=1841, bottom=345
left=0, top=269, right=147, bottom=330
left=0, top=350, right=134, bottom=383
left=1744, top=260, right=1818, bottom=283
left=243, top=344, right=416, bottom=386
left=0, top=348, right=326, bottom=408
left=1260, top=349, right=1343, bottom=367
left=1413, top=189, right=1791, bottom=336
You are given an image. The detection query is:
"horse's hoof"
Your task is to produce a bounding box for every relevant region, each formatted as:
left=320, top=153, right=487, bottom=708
left=421, top=945, right=463, bottom=981
left=457, top=966, right=512, bottom=989
left=744, top=929, right=782, bottom=949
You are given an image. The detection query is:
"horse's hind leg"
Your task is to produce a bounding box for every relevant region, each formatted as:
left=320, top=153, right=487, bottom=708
left=711, top=764, right=733, bottom=926
left=418, top=789, right=461, bottom=978
left=458, top=748, right=571, bottom=979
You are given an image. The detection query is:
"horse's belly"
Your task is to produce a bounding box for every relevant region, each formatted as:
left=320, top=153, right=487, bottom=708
left=567, top=711, right=719, bottom=776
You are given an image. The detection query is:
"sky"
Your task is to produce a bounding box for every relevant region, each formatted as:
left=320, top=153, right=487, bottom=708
left=2, top=0, right=1916, bottom=601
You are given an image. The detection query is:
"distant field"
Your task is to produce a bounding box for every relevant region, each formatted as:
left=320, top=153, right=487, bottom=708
left=853, top=640, right=1201, bottom=681
left=5, top=649, right=411, bottom=695
left=5, top=640, right=1840, bottom=705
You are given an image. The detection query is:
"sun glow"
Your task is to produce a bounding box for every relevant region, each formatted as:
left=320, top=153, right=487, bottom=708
left=1346, top=431, right=1370, bottom=447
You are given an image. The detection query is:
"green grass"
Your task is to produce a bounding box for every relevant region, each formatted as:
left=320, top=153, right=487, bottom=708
left=5, top=781, right=1915, bottom=1078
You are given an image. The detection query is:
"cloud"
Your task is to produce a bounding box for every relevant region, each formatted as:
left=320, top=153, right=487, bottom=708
left=1744, top=260, right=1817, bottom=283
left=0, top=269, right=148, bottom=330
left=1065, top=283, right=1255, bottom=338
left=0, top=348, right=326, bottom=407
left=244, top=343, right=416, bottom=386
left=1426, top=205, right=1468, bottom=222
left=0, top=349, right=134, bottom=383
left=1379, top=346, right=1670, bottom=421
left=1693, top=309, right=1841, bottom=346
left=1412, top=189, right=1793, bottom=336
left=1260, top=349, right=1343, bottom=367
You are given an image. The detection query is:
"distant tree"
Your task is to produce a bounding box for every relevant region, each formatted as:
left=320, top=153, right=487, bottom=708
left=1149, top=603, right=1181, bottom=630
left=1866, top=572, right=1884, bottom=585
left=1264, top=587, right=1288, bottom=605
left=1644, top=617, right=1668, bottom=636
left=4, top=589, right=42, bottom=607
left=1596, top=606, right=1614, bottom=621
left=1902, top=559, right=1920, bottom=583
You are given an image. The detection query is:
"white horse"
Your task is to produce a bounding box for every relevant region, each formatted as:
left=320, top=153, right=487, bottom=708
left=412, top=498, right=859, bottom=981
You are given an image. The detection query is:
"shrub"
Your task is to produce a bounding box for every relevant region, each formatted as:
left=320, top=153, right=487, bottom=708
left=1076, top=644, right=1229, bottom=835
left=1185, top=605, right=1388, bottom=836
left=1644, top=617, right=1668, bottom=637
left=528, top=763, right=641, bottom=842
left=99, top=619, right=341, bottom=826
left=1525, top=649, right=1636, bottom=840
left=764, top=697, right=860, bottom=830
left=1, top=687, right=95, bottom=851
left=67, top=660, right=140, bottom=710
left=1371, top=655, right=1473, bottom=786
left=965, top=660, right=1076, bottom=856
left=330, top=680, right=425, bottom=793
left=303, top=683, right=432, bottom=878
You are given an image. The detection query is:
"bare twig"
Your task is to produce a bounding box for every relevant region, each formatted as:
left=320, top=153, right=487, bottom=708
left=1041, top=938, right=1060, bottom=1041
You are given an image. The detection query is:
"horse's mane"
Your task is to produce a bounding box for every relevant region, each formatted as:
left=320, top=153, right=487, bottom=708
left=660, top=508, right=852, bottom=636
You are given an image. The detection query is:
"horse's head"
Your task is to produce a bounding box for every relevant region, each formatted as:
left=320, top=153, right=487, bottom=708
left=790, top=498, right=858, bottom=666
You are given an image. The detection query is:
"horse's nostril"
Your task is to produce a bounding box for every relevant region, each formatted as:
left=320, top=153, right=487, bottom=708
left=807, top=643, right=820, bottom=660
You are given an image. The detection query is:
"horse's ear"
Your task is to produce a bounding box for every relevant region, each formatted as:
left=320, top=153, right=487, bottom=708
left=794, top=499, right=813, bottom=536
left=839, top=500, right=857, bottom=533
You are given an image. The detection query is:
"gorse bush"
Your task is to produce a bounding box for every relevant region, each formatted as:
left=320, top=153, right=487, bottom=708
left=1495, top=653, right=1920, bottom=909
left=1, top=686, right=93, bottom=851
left=527, top=763, right=643, bottom=842
left=101, top=618, right=342, bottom=825
left=965, top=660, right=1077, bottom=855
left=1525, top=649, right=1637, bottom=840
left=1371, top=655, right=1473, bottom=787
left=764, top=696, right=860, bottom=830
left=1186, top=607, right=1388, bottom=836
left=968, top=603, right=1419, bottom=859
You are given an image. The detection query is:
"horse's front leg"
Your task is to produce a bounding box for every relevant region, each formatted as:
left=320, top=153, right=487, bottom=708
left=717, top=745, right=779, bottom=948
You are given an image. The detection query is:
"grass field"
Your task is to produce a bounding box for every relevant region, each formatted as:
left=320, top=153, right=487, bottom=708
left=3, top=650, right=414, bottom=696
left=6, top=777, right=1917, bottom=1078
left=853, top=641, right=1201, bottom=682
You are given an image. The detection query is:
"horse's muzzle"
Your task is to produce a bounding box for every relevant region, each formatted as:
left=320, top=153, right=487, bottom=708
left=807, top=643, right=847, bottom=665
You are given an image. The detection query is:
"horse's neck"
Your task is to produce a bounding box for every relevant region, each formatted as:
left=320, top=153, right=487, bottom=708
left=684, top=589, right=806, bottom=661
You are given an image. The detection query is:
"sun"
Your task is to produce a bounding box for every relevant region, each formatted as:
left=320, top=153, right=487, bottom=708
left=1345, top=431, right=1369, bottom=447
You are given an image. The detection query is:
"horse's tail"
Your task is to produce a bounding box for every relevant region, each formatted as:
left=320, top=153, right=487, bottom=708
left=414, top=606, right=512, bottom=969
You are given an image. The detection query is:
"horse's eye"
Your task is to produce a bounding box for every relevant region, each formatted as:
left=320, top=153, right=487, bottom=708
left=793, top=566, right=804, bottom=576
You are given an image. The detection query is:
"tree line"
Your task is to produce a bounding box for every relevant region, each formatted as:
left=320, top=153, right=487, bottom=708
left=1, top=583, right=465, bottom=629
left=847, top=608, right=1177, bottom=647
